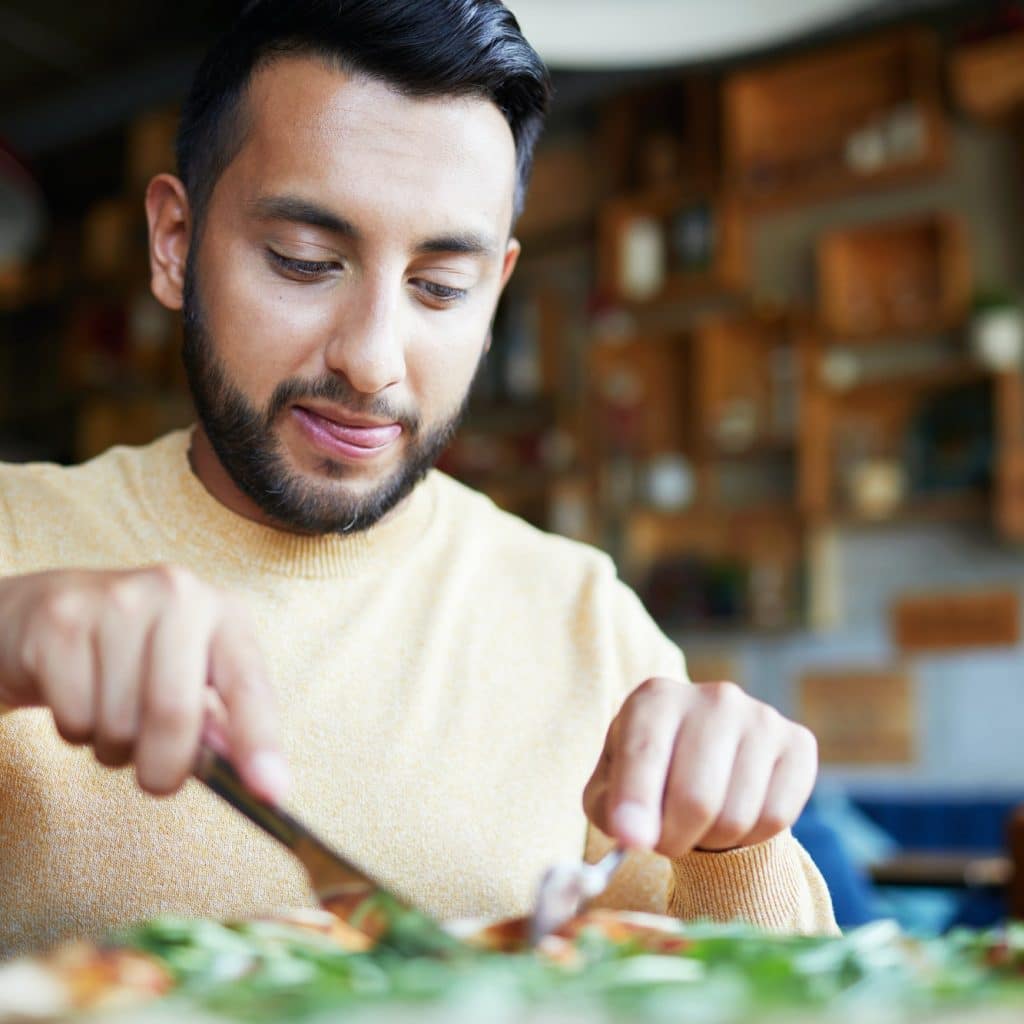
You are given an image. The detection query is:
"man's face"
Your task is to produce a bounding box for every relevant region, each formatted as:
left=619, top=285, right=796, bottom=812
left=177, top=57, right=519, bottom=534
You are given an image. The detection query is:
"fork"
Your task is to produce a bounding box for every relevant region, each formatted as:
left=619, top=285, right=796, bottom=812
left=528, top=845, right=627, bottom=945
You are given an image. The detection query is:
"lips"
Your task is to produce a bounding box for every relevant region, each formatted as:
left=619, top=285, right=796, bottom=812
left=294, top=406, right=402, bottom=450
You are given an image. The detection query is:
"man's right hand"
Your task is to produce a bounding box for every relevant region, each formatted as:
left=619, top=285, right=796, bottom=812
left=0, top=565, right=288, bottom=801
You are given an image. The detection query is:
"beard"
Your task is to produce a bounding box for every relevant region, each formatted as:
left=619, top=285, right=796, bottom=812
left=180, top=256, right=473, bottom=535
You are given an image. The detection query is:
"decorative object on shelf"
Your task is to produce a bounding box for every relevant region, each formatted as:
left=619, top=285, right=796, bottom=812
left=798, top=668, right=916, bottom=765
left=599, top=187, right=746, bottom=306
left=969, top=288, right=1024, bottom=371
left=892, top=588, right=1021, bottom=653
left=847, top=457, right=908, bottom=521
left=892, top=587, right=1021, bottom=653
left=640, top=453, right=696, bottom=511
left=618, top=216, right=666, bottom=302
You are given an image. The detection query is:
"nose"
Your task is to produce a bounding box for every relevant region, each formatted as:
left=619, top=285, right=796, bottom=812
left=323, top=276, right=407, bottom=395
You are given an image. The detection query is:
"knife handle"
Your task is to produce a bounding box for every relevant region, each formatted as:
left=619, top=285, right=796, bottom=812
left=195, top=744, right=301, bottom=851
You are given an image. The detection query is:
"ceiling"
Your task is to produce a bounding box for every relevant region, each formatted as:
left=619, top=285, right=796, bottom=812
left=0, top=0, right=1003, bottom=168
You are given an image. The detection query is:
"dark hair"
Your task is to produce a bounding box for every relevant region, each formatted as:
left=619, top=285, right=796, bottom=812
left=176, top=0, right=551, bottom=232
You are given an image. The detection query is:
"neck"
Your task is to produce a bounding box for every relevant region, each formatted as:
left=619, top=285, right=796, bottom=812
left=187, top=425, right=278, bottom=528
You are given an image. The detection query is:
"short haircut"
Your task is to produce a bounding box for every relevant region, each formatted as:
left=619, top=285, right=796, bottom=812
left=176, top=0, right=551, bottom=233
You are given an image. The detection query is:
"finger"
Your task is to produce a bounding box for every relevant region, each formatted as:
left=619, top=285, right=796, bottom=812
left=658, top=710, right=741, bottom=857
left=209, top=609, right=288, bottom=803
left=134, top=599, right=211, bottom=796
left=605, top=679, right=686, bottom=849
left=32, top=590, right=97, bottom=745
left=581, top=744, right=612, bottom=827
left=93, top=590, right=152, bottom=767
left=697, top=733, right=777, bottom=852
left=200, top=690, right=231, bottom=758
left=743, top=730, right=818, bottom=848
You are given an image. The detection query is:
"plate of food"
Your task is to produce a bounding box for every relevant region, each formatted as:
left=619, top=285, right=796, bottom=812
left=1, top=892, right=1022, bottom=1024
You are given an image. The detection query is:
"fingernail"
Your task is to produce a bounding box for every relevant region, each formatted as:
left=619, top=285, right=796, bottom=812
left=248, top=752, right=291, bottom=803
left=612, top=800, right=660, bottom=848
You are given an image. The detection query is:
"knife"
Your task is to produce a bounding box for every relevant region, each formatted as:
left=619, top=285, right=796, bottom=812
left=194, top=744, right=455, bottom=948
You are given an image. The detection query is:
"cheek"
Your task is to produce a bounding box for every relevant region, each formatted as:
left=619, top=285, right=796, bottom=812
left=406, top=318, right=486, bottom=419
left=201, top=240, right=331, bottom=400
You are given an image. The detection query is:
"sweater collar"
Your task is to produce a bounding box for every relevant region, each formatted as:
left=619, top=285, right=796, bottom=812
left=141, top=428, right=437, bottom=579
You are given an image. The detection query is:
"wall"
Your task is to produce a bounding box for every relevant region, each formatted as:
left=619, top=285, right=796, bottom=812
left=675, top=120, right=1024, bottom=795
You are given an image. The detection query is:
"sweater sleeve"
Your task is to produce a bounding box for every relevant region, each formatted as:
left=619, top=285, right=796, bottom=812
left=583, top=823, right=838, bottom=936
left=595, top=565, right=838, bottom=936
left=669, top=831, right=839, bottom=935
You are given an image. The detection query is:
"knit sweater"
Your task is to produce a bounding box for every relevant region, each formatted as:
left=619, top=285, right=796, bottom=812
left=0, top=431, right=836, bottom=956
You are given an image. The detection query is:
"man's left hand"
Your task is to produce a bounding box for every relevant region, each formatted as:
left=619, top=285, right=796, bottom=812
left=583, top=678, right=818, bottom=856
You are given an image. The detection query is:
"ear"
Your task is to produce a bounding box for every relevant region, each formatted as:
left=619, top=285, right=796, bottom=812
left=145, top=174, right=192, bottom=311
left=499, top=236, right=521, bottom=292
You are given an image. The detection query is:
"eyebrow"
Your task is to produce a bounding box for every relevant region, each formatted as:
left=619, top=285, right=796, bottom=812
left=247, top=193, right=499, bottom=259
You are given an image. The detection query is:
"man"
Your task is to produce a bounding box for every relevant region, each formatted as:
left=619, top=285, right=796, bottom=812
left=0, top=0, right=834, bottom=956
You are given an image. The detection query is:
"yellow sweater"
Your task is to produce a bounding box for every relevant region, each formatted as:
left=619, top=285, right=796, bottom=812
left=0, top=431, right=835, bottom=956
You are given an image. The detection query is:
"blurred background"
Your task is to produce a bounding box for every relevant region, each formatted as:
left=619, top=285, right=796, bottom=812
left=2, top=0, right=1024, bottom=931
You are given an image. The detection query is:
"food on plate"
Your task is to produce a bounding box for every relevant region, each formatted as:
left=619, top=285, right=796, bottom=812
left=0, top=893, right=1022, bottom=1022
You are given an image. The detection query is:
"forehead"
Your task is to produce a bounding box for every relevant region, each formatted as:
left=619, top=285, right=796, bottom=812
left=223, top=55, right=517, bottom=236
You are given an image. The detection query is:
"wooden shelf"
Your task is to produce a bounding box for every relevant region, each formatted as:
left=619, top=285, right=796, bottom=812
left=692, top=314, right=800, bottom=455
left=834, top=491, right=989, bottom=528
left=724, top=28, right=947, bottom=211
left=824, top=360, right=989, bottom=400
left=598, top=74, right=717, bottom=196
left=951, top=31, right=1024, bottom=122
left=817, top=212, right=971, bottom=340
left=598, top=185, right=746, bottom=306
left=586, top=332, right=691, bottom=459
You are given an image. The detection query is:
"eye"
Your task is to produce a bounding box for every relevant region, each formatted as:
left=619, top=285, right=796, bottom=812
left=266, top=249, right=342, bottom=279
left=415, top=280, right=468, bottom=304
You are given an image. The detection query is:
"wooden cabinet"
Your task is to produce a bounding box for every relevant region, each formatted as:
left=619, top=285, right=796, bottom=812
left=598, top=186, right=746, bottom=305
left=951, top=31, right=1024, bottom=123
left=817, top=213, right=971, bottom=340
left=724, top=29, right=948, bottom=210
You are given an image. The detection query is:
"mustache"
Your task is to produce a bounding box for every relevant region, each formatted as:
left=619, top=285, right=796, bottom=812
left=265, top=375, right=421, bottom=435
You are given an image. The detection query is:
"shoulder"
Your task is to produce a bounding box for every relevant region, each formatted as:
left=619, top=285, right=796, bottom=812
left=0, top=432, right=186, bottom=572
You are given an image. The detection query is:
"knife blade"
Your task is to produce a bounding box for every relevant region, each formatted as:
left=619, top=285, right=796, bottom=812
left=194, top=744, right=453, bottom=947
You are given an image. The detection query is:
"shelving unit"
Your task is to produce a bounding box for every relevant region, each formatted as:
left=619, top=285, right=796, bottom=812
left=724, top=28, right=948, bottom=211
left=951, top=30, right=1024, bottom=122
left=817, top=213, right=971, bottom=340
left=597, top=185, right=746, bottom=305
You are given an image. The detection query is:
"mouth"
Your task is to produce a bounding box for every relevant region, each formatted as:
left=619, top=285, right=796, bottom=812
left=292, top=405, right=403, bottom=461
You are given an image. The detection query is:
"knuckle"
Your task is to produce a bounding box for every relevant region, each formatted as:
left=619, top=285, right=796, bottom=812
left=635, top=676, right=679, bottom=701
left=671, top=786, right=716, bottom=826
left=37, top=590, right=87, bottom=636
left=149, top=564, right=199, bottom=601
left=105, top=578, right=144, bottom=616
left=705, top=680, right=743, bottom=708
left=797, top=724, right=819, bottom=760
left=621, top=727, right=662, bottom=763
left=709, top=816, right=750, bottom=847
left=145, top=695, right=194, bottom=736
left=760, top=809, right=791, bottom=836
